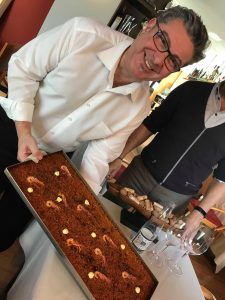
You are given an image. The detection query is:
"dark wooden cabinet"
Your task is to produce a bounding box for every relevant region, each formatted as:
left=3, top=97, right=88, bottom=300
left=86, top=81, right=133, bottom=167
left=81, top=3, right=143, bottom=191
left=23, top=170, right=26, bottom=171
left=108, top=0, right=171, bottom=38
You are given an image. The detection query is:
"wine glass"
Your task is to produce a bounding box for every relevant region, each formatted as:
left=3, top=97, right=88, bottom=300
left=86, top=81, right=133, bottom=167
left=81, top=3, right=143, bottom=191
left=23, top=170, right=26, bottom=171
left=186, top=224, right=215, bottom=255
left=166, top=224, right=215, bottom=276
left=145, top=202, right=176, bottom=267
left=147, top=221, right=182, bottom=268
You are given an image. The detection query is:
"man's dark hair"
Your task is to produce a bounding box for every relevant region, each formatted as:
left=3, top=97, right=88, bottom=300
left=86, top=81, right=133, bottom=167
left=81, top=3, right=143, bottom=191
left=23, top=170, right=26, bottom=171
left=157, top=5, right=210, bottom=65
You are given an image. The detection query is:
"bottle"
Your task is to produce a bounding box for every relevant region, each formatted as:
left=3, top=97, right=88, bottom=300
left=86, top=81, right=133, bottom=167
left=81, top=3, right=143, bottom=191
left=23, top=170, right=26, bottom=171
left=200, top=71, right=207, bottom=80
left=190, top=67, right=199, bottom=79
left=110, top=15, right=123, bottom=30
left=209, top=65, right=220, bottom=81
left=197, top=68, right=204, bottom=79
left=131, top=203, right=175, bottom=253
left=131, top=220, right=157, bottom=253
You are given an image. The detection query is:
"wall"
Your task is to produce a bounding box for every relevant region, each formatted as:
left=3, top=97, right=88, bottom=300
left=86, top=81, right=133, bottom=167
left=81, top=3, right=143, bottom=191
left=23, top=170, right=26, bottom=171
left=149, top=71, right=182, bottom=101
left=174, top=0, right=225, bottom=79
left=173, top=0, right=225, bottom=41
left=40, top=0, right=121, bottom=33
left=0, top=0, right=55, bottom=46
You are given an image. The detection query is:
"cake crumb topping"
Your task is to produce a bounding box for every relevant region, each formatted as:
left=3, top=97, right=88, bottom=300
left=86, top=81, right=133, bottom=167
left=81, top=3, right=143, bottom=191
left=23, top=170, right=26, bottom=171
left=94, top=271, right=111, bottom=283
left=9, top=152, right=157, bottom=299
left=102, top=234, right=117, bottom=248
left=135, top=287, right=141, bottom=294
left=120, top=244, right=126, bottom=250
left=46, top=200, right=60, bottom=210
left=122, top=271, right=137, bottom=283
left=66, top=238, right=83, bottom=252
left=94, top=248, right=106, bottom=265
left=77, top=204, right=91, bottom=216
left=88, top=272, right=95, bottom=279
left=27, top=187, right=33, bottom=193
left=60, top=165, right=72, bottom=176
left=56, top=196, right=63, bottom=203
left=27, top=176, right=44, bottom=187
left=84, top=199, right=90, bottom=206
left=57, top=193, right=68, bottom=207
left=62, top=228, right=69, bottom=234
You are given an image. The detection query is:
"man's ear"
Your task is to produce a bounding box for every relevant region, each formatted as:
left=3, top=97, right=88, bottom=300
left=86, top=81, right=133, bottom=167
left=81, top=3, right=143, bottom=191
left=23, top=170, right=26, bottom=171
left=144, top=18, right=157, bottom=32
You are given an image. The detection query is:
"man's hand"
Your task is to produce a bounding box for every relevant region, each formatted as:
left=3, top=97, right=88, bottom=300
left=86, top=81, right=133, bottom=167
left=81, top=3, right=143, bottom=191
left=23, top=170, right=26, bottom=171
left=107, top=158, right=122, bottom=180
left=182, top=210, right=204, bottom=240
left=15, top=120, right=44, bottom=163
left=17, top=133, right=44, bottom=162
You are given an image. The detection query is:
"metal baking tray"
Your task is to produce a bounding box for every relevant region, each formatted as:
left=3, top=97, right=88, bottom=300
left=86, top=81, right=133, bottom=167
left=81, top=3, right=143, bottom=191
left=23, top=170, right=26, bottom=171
left=5, top=152, right=95, bottom=300
left=4, top=151, right=158, bottom=300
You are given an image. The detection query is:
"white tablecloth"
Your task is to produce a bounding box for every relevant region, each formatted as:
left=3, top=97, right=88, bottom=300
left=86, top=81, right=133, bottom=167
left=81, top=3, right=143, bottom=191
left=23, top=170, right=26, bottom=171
left=7, top=196, right=205, bottom=300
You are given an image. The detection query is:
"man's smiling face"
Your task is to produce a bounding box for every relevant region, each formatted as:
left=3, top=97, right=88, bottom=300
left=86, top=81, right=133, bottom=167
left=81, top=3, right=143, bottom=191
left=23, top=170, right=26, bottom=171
left=122, top=18, right=194, bottom=82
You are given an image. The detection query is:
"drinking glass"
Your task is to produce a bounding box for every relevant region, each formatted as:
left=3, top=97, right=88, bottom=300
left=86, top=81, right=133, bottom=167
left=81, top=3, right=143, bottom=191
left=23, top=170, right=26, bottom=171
left=166, top=224, right=215, bottom=276
left=147, top=221, right=181, bottom=267
left=145, top=202, right=176, bottom=267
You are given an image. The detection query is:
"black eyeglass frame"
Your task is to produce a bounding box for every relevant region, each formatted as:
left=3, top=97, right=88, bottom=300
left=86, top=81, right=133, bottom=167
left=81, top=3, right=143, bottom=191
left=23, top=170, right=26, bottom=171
left=153, top=20, right=181, bottom=72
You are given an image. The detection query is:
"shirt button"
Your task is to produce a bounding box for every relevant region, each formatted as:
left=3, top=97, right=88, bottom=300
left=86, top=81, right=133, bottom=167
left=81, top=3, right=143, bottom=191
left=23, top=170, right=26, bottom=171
left=50, top=131, right=55, bottom=135
left=68, top=117, right=73, bottom=121
left=87, top=103, right=91, bottom=107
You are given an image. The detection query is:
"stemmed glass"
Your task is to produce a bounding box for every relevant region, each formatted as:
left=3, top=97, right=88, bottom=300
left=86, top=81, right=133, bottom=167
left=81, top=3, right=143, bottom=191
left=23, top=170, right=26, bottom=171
left=145, top=202, right=176, bottom=266
left=166, top=224, right=215, bottom=276
left=146, top=219, right=182, bottom=267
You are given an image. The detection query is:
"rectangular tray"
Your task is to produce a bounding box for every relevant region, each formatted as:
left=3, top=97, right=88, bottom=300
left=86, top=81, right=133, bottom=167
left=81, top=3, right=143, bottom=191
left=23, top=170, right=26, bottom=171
left=5, top=151, right=158, bottom=300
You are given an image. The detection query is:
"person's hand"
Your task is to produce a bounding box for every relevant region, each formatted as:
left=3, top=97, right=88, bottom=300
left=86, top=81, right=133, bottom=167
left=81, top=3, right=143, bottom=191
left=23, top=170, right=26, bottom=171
left=107, top=158, right=122, bottom=180
left=182, top=210, right=204, bottom=240
left=17, top=133, right=44, bottom=162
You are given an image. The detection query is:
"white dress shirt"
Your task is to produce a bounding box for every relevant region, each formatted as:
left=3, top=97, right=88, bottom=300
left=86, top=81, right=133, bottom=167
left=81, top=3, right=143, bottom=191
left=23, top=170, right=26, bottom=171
left=205, top=82, right=225, bottom=127
left=0, top=17, right=151, bottom=193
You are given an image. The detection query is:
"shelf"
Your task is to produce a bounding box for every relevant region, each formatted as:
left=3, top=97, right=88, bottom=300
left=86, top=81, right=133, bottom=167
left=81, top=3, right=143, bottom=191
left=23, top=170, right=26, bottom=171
left=128, top=0, right=157, bottom=19
left=185, top=77, right=215, bottom=83
left=108, top=0, right=171, bottom=38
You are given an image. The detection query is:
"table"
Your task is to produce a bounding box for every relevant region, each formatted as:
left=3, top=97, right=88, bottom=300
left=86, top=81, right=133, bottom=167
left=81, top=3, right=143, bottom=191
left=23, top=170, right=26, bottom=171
left=7, top=196, right=205, bottom=300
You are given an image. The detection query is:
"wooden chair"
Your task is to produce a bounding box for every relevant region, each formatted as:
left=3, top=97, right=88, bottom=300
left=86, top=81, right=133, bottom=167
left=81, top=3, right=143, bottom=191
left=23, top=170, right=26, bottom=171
left=201, top=285, right=217, bottom=300
left=0, top=42, right=21, bottom=96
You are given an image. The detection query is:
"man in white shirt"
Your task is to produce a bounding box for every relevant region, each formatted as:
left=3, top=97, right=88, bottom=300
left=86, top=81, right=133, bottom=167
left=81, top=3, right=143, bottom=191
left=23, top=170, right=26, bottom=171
left=0, top=6, right=209, bottom=298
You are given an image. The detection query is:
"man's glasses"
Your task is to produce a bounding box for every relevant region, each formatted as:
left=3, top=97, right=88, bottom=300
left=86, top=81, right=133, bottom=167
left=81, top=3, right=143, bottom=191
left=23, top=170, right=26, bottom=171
left=153, top=20, right=181, bottom=72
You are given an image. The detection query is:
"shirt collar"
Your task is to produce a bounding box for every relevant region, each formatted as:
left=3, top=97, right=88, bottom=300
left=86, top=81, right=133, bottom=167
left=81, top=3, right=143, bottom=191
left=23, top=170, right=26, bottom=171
left=209, top=82, right=221, bottom=113
left=97, top=40, right=132, bottom=72
left=205, top=82, right=225, bottom=128
left=97, top=40, right=149, bottom=102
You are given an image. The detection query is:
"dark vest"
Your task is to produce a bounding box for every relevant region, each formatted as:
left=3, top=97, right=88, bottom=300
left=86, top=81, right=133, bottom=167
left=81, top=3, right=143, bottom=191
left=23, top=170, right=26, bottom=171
left=141, top=81, right=225, bottom=195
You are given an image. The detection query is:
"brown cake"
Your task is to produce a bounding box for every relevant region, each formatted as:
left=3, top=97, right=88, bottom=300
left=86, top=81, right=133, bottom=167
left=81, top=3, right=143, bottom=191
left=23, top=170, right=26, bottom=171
left=5, top=151, right=158, bottom=300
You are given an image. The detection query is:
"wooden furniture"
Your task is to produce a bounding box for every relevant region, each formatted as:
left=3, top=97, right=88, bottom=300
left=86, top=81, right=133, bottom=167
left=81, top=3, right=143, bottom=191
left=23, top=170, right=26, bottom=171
left=0, top=42, right=21, bottom=96
left=108, top=0, right=171, bottom=38
left=201, top=285, right=217, bottom=300
left=0, top=0, right=13, bottom=18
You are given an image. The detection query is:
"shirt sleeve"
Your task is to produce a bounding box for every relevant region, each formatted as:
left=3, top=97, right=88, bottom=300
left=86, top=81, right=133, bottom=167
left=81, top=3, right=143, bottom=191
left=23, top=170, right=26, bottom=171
left=3, top=18, right=79, bottom=121
left=214, top=157, right=225, bottom=182
left=79, top=118, right=147, bottom=194
left=143, top=81, right=191, bottom=133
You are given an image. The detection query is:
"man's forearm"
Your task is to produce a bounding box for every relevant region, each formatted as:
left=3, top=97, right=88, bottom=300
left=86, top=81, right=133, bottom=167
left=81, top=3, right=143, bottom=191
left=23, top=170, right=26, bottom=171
left=15, top=121, right=32, bottom=139
left=119, top=124, right=152, bottom=159
left=198, top=178, right=225, bottom=213
left=183, top=178, right=225, bottom=238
